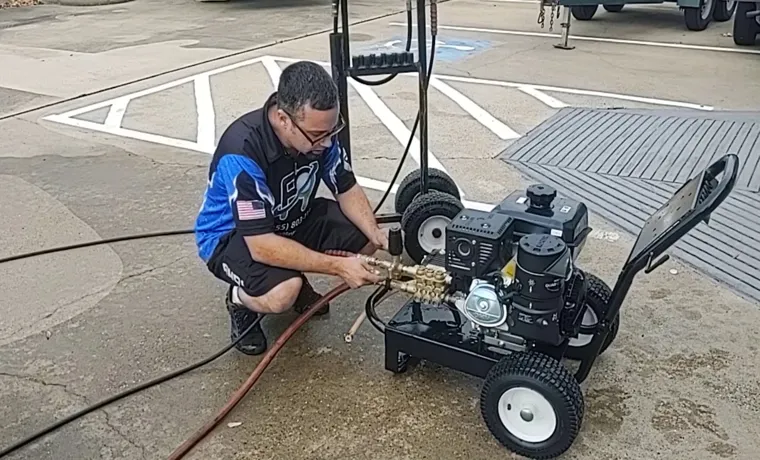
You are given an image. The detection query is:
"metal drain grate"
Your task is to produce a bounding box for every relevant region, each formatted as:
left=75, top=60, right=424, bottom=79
left=508, top=108, right=760, bottom=191
left=500, top=108, right=760, bottom=304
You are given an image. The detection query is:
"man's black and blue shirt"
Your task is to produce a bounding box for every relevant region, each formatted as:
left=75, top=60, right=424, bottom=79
left=194, top=93, right=357, bottom=262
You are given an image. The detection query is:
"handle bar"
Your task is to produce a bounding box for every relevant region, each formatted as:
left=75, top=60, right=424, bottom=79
left=623, top=153, right=739, bottom=272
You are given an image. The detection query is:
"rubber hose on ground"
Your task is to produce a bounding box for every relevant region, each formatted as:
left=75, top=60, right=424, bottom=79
left=167, top=282, right=351, bottom=460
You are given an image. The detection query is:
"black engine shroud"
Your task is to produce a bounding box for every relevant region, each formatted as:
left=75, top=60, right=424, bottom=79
left=444, top=184, right=591, bottom=347
left=508, top=233, right=585, bottom=346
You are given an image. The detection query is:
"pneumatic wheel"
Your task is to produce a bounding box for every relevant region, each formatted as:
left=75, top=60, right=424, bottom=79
left=481, top=351, right=584, bottom=459
left=603, top=4, right=624, bottom=11
left=394, top=168, right=460, bottom=214
left=733, top=2, right=760, bottom=45
left=684, top=0, right=715, bottom=30
left=571, top=5, right=599, bottom=20
left=565, top=273, right=620, bottom=361
left=401, top=190, right=464, bottom=264
left=713, top=0, right=736, bottom=21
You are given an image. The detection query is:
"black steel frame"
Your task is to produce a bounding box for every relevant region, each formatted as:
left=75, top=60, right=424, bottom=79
left=368, top=154, right=740, bottom=383
left=329, top=0, right=434, bottom=202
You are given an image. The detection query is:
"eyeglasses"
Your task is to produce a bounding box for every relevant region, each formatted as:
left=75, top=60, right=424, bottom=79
left=283, top=110, right=346, bottom=146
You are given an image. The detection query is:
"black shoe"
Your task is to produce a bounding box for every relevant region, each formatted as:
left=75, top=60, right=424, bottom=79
left=293, top=277, right=330, bottom=316
left=226, top=287, right=267, bottom=355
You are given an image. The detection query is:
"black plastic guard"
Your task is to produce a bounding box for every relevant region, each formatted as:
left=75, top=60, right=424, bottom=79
left=624, top=153, right=739, bottom=271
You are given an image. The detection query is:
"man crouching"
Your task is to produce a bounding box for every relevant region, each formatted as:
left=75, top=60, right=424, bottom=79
left=194, top=61, right=387, bottom=355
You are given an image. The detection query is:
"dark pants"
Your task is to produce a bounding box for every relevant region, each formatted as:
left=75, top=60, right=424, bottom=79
left=206, top=198, right=368, bottom=297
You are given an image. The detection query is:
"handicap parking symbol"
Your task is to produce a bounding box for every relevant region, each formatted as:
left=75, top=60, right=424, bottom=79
left=366, top=36, right=491, bottom=62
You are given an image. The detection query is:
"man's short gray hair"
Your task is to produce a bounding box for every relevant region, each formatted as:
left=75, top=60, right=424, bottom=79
left=277, top=61, right=338, bottom=119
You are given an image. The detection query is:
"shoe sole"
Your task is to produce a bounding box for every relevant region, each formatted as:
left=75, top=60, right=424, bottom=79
left=235, top=343, right=267, bottom=355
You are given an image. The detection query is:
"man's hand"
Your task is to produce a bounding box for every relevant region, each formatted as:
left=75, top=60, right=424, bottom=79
left=335, top=256, right=384, bottom=289
left=245, top=233, right=383, bottom=288
left=336, top=184, right=389, bottom=252
left=370, top=227, right=389, bottom=251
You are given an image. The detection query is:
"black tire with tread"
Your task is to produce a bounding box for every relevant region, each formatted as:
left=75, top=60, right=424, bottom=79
left=733, top=2, right=760, bottom=45
left=571, top=5, right=598, bottom=20
left=684, top=0, right=715, bottom=30
left=401, top=191, right=464, bottom=264
left=565, top=273, right=620, bottom=361
left=713, top=0, right=736, bottom=21
left=394, top=168, right=460, bottom=214
left=481, top=351, right=584, bottom=459
left=603, top=4, right=624, bottom=11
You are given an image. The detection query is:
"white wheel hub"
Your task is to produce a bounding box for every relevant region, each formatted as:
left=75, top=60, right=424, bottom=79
left=701, top=0, right=714, bottom=19
left=498, top=387, right=557, bottom=443
left=568, top=306, right=598, bottom=348
left=417, top=215, right=450, bottom=253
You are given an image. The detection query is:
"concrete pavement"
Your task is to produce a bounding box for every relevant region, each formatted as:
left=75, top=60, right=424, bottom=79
left=1, top=1, right=759, bottom=459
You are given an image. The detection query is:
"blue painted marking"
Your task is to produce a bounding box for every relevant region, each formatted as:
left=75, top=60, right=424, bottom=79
left=361, top=36, right=491, bottom=62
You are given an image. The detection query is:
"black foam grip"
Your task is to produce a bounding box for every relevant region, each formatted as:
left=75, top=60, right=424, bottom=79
left=388, top=226, right=403, bottom=256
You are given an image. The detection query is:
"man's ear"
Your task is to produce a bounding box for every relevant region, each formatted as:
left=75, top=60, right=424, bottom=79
left=275, top=109, right=288, bottom=125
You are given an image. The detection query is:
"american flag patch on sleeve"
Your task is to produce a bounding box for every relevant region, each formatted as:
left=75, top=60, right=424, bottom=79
left=236, top=200, right=266, bottom=220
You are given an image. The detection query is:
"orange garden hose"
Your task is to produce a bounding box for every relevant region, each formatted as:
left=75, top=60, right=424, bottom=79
left=167, top=282, right=351, bottom=460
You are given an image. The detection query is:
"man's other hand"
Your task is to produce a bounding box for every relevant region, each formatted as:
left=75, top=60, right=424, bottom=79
left=336, top=256, right=384, bottom=289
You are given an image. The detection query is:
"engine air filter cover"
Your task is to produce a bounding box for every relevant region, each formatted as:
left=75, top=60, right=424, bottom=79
left=518, top=234, right=568, bottom=272
left=515, top=234, right=571, bottom=302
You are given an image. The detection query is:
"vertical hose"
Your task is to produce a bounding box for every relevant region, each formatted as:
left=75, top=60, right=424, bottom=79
left=431, top=0, right=438, bottom=37
left=340, top=0, right=350, bottom=69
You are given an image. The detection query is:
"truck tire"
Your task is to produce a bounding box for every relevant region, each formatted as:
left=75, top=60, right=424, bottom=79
left=733, top=2, right=760, bottom=45
left=684, top=0, right=716, bottom=30
left=713, top=0, right=737, bottom=20
left=571, top=5, right=599, bottom=19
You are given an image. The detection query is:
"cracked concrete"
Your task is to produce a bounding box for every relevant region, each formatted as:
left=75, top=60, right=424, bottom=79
left=1, top=1, right=759, bottom=460
left=103, top=409, right=148, bottom=460
left=0, top=174, right=124, bottom=346
left=0, top=371, right=84, bottom=397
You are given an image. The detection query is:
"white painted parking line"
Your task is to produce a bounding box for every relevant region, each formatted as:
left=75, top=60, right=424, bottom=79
left=42, top=53, right=714, bottom=216
left=356, top=176, right=400, bottom=195
left=45, top=114, right=209, bottom=153
left=261, top=56, right=283, bottom=87
left=51, top=56, right=267, bottom=122
left=194, top=75, right=216, bottom=152
left=103, top=97, right=129, bottom=128
left=434, top=74, right=714, bottom=110
left=429, top=77, right=520, bottom=140
left=518, top=86, right=567, bottom=109
left=273, top=55, right=714, bottom=111
left=388, top=22, right=760, bottom=56
left=346, top=76, right=465, bottom=197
